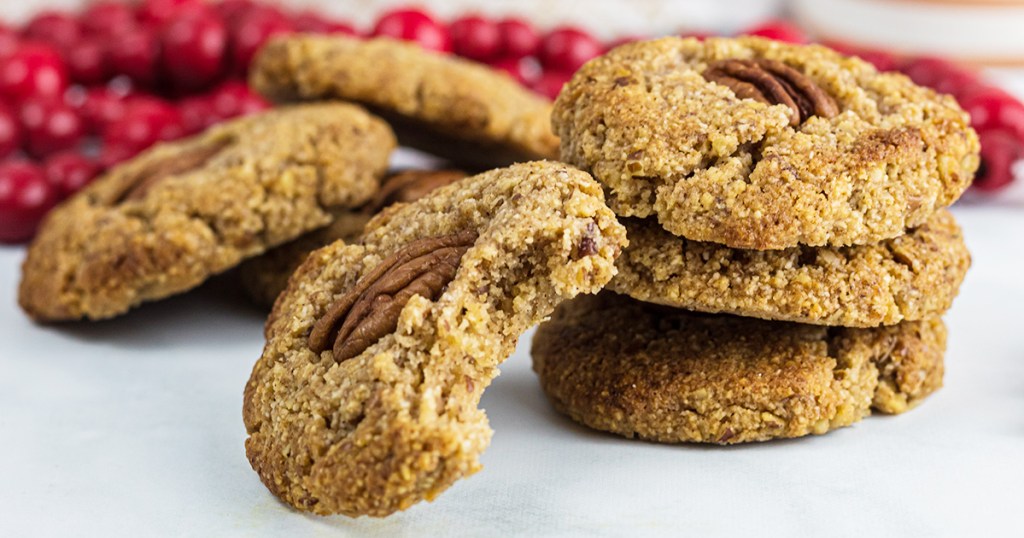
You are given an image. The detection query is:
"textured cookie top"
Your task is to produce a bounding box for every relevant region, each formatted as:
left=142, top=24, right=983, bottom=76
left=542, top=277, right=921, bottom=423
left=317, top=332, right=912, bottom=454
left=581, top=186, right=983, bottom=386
left=244, top=161, right=626, bottom=517
left=19, top=104, right=395, bottom=321
left=532, top=292, right=946, bottom=444
left=610, top=209, right=969, bottom=327
left=553, top=36, right=979, bottom=249
left=251, top=35, right=559, bottom=168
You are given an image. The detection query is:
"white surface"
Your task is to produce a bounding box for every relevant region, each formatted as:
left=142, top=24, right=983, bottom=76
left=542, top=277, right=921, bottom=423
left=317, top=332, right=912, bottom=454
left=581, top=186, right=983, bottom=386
left=1, top=205, right=1023, bottom=537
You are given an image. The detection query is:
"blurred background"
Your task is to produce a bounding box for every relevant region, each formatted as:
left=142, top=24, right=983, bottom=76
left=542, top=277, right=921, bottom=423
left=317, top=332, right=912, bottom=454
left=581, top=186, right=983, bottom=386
left=1, top=0, right=1023, bottom=244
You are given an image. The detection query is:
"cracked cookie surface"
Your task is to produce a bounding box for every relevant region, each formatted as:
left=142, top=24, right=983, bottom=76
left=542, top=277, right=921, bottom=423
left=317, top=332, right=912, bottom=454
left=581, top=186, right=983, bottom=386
left=251, top=35, right=559, bottom=169
left=19, top=103, right=394, bottom=321
left=610, top=209, right=969, bottom=327
left=553, top=36, right=979, bottom=249
left=532, top=292, right=945, bottom=444
left=239, top=170, right=467, bottom=308
left=243, top=161, right=626, bottom=517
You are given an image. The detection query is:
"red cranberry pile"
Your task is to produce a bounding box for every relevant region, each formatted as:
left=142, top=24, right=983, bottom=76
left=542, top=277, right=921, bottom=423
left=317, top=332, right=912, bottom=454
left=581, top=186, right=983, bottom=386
left=0, top=7, right=1020, bottom=244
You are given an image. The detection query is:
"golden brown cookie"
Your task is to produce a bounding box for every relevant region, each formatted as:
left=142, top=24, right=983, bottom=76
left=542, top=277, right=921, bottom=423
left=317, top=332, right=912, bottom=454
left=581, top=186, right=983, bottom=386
left=532, top=292, right=945, bottom=444
left=19, top=104, right=395, bottom=321
left=243, top=161, right=627, bottom=517
left=610, top=209, right=969, bottom=327
left=553, top=36, right=979, bottom=249
left=250, top=34, right=559, bottom=169
left=239, top=169, right=468, bottom=308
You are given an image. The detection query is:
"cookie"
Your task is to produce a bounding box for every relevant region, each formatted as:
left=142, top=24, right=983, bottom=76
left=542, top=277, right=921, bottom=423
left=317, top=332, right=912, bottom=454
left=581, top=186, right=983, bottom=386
left=250, top=34, right=559, bottom=169
left=532, top=292, right=945, bottom=444
left=610, top=209, right=969, bottom=327
left=239, top=169, right=468, bottom=308
left=243, top=161, right=627, bottom=517
left=19, top=104, right=395, bottom=321
left=553, top=36, right=979, bottom=249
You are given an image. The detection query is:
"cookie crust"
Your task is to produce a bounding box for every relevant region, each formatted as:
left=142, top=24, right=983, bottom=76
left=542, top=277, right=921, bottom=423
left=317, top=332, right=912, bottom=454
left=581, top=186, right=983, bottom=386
left=243, top=161, right=626, bottom=517
left=553, top=36, right=979, bottom=249
left=19, top=104, right=394, bottom=321
left=251, top=35, right=559, bottom=168
left=610, top=209, right=969, bottom=327
left=532, top=292, right=945, bottom=444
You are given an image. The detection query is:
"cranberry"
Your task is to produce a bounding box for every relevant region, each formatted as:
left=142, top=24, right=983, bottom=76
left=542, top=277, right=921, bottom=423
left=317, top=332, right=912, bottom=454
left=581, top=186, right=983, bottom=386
left=77, top=87, right=134, bottom=134
left=43, top=151, right=100, bottom=198
left=372, top=8, right=451, bottom=53
left=23, top=11, right=83, bottom=50
left=0, top=103, right=21, bottom=158
left=0, top=43, right=69, bottom=103
left=450, top=15, right=500, bottom=62
left=178, top=95, right=216, bottom=134
left=293, top=11, right=357, bottom=35
left=974, top=129, right=1023, bottom=192
left=214, top=0, right=257, bottom=26
left=931, top=68, right=982, bottom=97
left=209, top=81, right=268, bottom=119
left=0, top=160, right=60, bottom=243
left=161, top=9, right=228, bottom=91
left=854, top=49, right=899, bottom=73
left=532, top=70, right=573, bottom=100
left=19, top=97, right=85, bottom=158
left=958, top=86, right=1024, bottom=142
left=65, top=37, right=109, bottom=85
left=103, top=98, right=183, bottom=153
left=741, top=20, right=807, bottom=43
left=230, top=8, right=294, bottom=73
left=138, top=0, right=204, bottom=26
left=491, top=56, right=541, bottom=86
left=105, top=28, right=161, bottom=88
left=496, top=18, right=539, bottom=59
left=538, top=27, right=603, bottom=73
left=0, top=23, right=18, bottom=58
left=81, top=2, right=138, bottom=36
left=901, top=56, right=959, bottom=89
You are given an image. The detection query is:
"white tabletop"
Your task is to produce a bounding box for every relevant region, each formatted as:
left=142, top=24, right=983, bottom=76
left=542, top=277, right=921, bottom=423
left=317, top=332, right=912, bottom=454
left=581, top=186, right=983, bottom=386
left=1, top=204, right=1022, bottom=538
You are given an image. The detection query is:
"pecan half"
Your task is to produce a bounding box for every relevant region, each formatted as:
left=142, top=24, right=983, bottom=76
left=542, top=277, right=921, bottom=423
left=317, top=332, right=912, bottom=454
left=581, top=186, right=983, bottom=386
left=114, top=138, right=231, bottom=203
left=308, top=230, right=478, bottom=362
left=702, top=58, right=838, bottom=126
left=362, top=169, right=467, bottom=214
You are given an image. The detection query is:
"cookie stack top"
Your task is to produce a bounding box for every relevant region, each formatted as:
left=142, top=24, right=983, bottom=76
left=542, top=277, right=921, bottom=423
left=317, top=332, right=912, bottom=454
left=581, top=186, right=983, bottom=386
left=552, top=36, right=978, bottom=328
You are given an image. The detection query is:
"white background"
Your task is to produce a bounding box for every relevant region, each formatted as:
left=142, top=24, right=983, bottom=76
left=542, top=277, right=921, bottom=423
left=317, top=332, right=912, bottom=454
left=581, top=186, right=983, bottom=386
left=2, top=205, right=1024, bottom=537
left=2, top=1, right=1024, bottom=536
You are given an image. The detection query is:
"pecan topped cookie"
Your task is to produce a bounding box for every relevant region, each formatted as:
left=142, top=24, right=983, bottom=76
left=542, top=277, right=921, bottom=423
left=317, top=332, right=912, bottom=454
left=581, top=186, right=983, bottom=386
left=243, top=161, right=626, bottom=517
left=554, top=36, right=980, bottom=249
left=239, top=169, right=468, bottom=308
left=19, top=103, right=395, bottom=321
left=250, top=34, right=559, bottom=169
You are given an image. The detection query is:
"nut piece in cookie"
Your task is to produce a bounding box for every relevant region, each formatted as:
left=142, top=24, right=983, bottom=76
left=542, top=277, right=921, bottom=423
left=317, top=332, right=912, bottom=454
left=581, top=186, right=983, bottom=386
left=250, top=34, right=559, bottom=169
left=239, top=169, right=468, bottom=308
left=532, top=292, right=946, bottom=444
left=610, top=209, right=970, bottom=327
left=554, top=36, right=980, bottom=249
left=243, top=161, right=627, bottom=517
left=19, top=103, right=395, bottom=321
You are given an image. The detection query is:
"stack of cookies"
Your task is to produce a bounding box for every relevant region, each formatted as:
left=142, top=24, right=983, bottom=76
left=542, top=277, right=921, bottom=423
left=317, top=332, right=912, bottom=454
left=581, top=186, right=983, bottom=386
left=16, top=32, right=980, bottom=519
left=534, top=36, right=978, bottom=444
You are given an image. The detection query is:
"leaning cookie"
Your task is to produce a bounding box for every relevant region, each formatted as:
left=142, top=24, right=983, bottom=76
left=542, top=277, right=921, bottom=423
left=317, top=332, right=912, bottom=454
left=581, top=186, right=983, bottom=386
left=610, top=209, right=969, bottom=327
left=532, top=292, right=945, bottom=444
left=243, top=161, right=626, bottom=517
left=554, top=36, right=979, bottom=249
left=239, top=169, right=467, bottom=308
left=19, top=104, right=395, bottom=321
left=250, top=34, right=559, bottom=168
